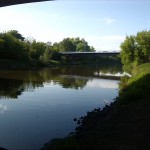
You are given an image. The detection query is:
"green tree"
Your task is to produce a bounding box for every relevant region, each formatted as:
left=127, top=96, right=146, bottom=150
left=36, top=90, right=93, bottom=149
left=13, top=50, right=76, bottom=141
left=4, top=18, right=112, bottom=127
left=120, top=35, right=135, bottom=68
left=40, top=44, right=53, bottom=63
left=56, top=37, right=95, bottom=52
left=76, top=38, right=95, bottom=52
left=0, top=31, right=28, bottom=60
left=136, top=30, right=150, bottom=62
left=52, top=42, right=60, bottom=52
left=0, top=30, right=95, bottom=65
left=59, top=38, right=76, bottom=52
left=29, top=40, right=47, bottom=60
left=7, top=30, right=25, bottom=41
left=120, top=30, right=150, bottom=71
left=0, top=39, right=4, bottom=50
left=90, top=46, right=95, bottom=52
left=76, top=42, right=85, bottom=52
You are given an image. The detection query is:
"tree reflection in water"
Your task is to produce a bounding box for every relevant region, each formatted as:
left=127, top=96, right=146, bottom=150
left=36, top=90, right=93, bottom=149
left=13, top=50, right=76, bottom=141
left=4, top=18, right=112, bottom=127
left=0, top=64, right=122, bottom=99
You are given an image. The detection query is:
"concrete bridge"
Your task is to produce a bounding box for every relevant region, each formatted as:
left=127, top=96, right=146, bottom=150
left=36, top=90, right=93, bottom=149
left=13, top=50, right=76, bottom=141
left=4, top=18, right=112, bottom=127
left=59, top=52, right=120, bottom=57
left=59, top=52, right=120, bottom=63
left=0, top=0, right=53, bottom=7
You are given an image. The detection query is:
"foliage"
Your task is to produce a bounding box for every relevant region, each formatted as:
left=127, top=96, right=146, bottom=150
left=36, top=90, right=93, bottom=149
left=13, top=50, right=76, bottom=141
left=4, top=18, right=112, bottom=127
left=52, top=37, right=95, bottom=52
left=119, top=75, right=130, bottom=91
left=0, top=31, right=29, bottom=60
left=119, top=74, right=150, bottom=103
left=29, top=40, right=47, bottom=60
left=132, top=63, right=150, bottom=75
left=7, top=30, right=25, bottom=41
left=0, top=30, right=95, bottom=67
left=119, top=63, right=150, bottom=103
left=120, top=30, right=150, bottom=71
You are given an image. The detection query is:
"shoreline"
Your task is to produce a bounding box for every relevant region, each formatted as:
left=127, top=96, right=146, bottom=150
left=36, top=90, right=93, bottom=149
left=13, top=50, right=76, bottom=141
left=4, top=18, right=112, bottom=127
left=0, top=58, right=122, bottom=71
left=41, top=63, right=150, bottom=150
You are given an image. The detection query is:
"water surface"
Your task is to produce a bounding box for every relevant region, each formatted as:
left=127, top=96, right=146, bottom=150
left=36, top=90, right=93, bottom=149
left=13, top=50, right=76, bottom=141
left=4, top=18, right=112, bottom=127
left=0, top=65, right=122, bottom=150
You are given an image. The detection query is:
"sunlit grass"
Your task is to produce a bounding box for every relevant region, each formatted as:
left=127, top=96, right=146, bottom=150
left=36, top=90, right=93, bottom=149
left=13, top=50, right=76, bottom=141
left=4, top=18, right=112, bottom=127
left=119, top=63, right=150, bottom=103
left=132, top=63, right=150, bottom=75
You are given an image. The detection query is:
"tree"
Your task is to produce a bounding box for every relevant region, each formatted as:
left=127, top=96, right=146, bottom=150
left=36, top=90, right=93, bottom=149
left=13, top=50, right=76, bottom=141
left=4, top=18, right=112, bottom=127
left=0, top=30, right=95, bottom=65
left=52, top=42, right=60, bottom=52
left=0, top=31, right=28, bottom=60
left=29, top=40, right=47, bottom=60
left=55, top=37, right=95, bottom=52
left=59, top=38, right=76, bottom=52
left=120, top=35, right=135, bottom=67
left=76, top=42, right=85, bottom=52
left=136, top=31, right=150, bottom=62
left=7, top=30, right=25, bottom=41
left=90, top=46, right=95, bottom=52
left=40, top=43, right=53, bottom=63
left=0, top=39, right=4, bottom=50
left=120, top=30, right=150, bottom=71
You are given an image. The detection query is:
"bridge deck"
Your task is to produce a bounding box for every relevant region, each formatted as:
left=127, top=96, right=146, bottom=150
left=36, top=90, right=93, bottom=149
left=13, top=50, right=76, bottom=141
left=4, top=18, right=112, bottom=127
left=0, top=0, right=52, bottom=7
left=59, top=52, right=120, bottom=57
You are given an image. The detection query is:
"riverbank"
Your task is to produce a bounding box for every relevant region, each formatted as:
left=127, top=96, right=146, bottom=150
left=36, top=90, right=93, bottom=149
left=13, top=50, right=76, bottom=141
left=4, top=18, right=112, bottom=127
left=0, top=55, right=121, bottom=70
left=0, top=59, right=41, bottom=70
left=41, top=63, right=150, bottom=150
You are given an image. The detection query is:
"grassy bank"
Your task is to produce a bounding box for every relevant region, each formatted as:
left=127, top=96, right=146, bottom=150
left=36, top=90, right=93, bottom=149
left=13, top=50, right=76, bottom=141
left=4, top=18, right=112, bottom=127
left=41, top=63, right=150, bottom=150
left=119, top=63, right=150, bottom=103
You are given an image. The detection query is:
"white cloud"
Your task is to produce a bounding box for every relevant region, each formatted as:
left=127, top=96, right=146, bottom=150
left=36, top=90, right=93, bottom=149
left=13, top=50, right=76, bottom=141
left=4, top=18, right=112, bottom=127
left=86, top=79, right=118, bottom=89
left=103, top=17, right=116, bottom=24
left=0, top=103, right=8, bottom=114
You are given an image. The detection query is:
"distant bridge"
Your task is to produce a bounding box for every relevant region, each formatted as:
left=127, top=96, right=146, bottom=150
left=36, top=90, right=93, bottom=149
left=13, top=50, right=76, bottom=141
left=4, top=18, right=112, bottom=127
left=59, top=52, right=120, bottom=63
left=59, top=52, right=120, bottom=57
left=0, top=0, right=53, bottom=7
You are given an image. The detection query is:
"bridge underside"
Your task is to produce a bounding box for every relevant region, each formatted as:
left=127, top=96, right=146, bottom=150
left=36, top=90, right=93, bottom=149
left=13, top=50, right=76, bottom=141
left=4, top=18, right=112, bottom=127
left=60, top=52, right=120, bottom=58
left=0, top=0, right=52, bottom=7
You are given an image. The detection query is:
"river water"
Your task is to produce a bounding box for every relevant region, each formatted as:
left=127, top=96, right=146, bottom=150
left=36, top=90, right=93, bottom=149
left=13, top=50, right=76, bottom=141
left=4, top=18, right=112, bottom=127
left=0, top=65, right=122, bottom=150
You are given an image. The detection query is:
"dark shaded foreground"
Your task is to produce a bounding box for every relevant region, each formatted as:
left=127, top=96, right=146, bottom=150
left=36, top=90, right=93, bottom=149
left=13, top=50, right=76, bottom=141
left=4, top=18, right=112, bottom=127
left=41, top=68, right=150, bottom=150
left=0, top=147, right=7, bottom=150
left=41, top=95, right=150, bottom=150
left=75, top=97, right=150, bottom=150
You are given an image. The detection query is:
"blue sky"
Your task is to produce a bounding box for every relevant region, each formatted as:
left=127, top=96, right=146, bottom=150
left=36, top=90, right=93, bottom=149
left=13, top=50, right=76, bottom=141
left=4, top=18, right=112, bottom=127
left=0, top=0, right=150, bottom=51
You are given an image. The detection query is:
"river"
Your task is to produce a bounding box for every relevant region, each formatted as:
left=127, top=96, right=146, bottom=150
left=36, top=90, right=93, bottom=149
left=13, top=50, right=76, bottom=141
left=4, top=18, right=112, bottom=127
left=0, top=65, right=122, bottom=150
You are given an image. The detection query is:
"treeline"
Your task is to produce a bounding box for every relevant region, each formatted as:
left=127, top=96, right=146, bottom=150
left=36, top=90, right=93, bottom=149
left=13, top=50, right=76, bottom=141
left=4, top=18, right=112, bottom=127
left=120, top=30, right=150, bottom=71
left=0, top=30, right=95, bottom=65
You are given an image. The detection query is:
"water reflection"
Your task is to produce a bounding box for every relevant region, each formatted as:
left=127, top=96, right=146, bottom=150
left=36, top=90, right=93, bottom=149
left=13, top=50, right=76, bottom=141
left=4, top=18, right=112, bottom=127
left=0, top=103, right=8, bottom=114
left=0, top=65, right=121, bottom=150
left=0, top=78, right=24, bottom=99
left=86, top=79, right=118, bottom=89
left=0, top=65, right=122, bottom=99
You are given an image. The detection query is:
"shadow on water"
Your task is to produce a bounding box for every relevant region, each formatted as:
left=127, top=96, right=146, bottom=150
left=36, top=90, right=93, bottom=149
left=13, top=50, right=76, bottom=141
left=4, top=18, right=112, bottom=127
left=0, top=64, right=122, bottom=99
